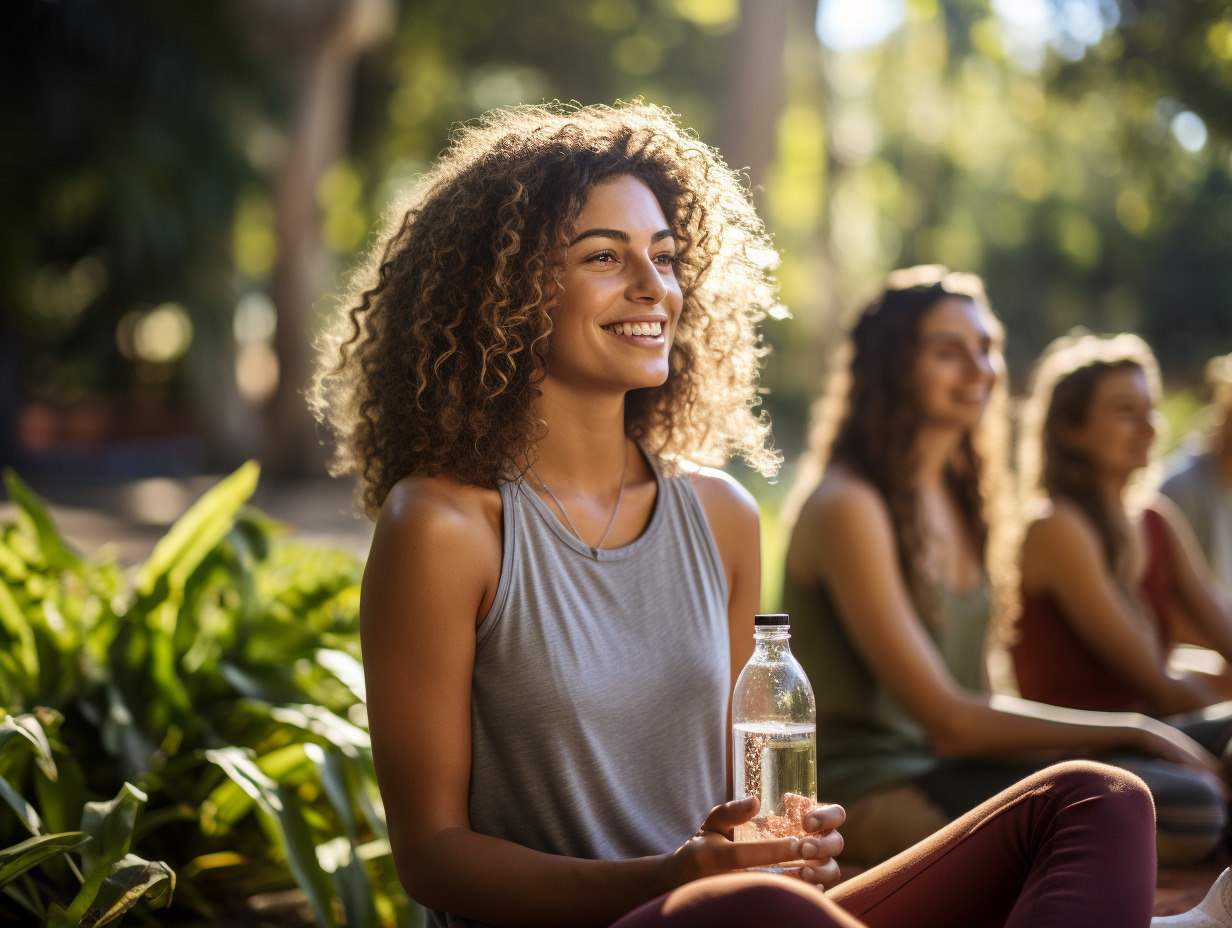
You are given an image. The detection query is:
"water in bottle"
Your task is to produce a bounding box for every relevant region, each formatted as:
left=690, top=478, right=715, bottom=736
left=731, top=614, right=817, bottom=848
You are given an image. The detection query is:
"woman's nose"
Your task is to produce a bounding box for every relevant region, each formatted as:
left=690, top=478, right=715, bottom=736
left=626, top=255, right=668, bottom=304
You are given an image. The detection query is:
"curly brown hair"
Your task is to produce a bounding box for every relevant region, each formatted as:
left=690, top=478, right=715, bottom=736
left=794, top=266, right=1013, bottom=630
left=1018, top=330, right=1162, bottom=580
left=309, top=102, right=782, bottom=518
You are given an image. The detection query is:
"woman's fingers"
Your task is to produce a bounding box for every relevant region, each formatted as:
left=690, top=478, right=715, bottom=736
left=804, top=803, right=846, bottom=834
left=800, top=858, right=842, bottom=888
left=801, top=829, right=844, bottom=861
left=721, top=836, right=804, bottom=871
left=699, top=796, right=759, bottom=835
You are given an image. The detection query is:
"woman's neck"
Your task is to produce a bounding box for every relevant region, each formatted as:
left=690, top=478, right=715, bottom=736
left=527, top=381, right=630, bottom=490
left=1091, top=472, right=1130, bottom=520
left=912, top=425, right=964, bottom=489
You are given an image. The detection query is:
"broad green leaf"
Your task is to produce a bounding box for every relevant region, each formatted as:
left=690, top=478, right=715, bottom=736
left=0, top=713, right=58, bottom=781
left=270, top=704, right=371, bottom=753
left=134, top=461, right=260, bottom=601
left=1, top=471, right=83, bottom=571
left=0, top=831, right=87, bottom=888
left=180, top=850, right=246, bottom=877
left=315, top=648, right=367, bottom=703
left=206, top=747, right=339, bottom=928
left=35, top=746, right=87, bottom=838
left=78, top=783, right=145, bottom=875
left=48, top=783, right=149, bottom=928
left=0, top=775, right=42, bottom=835
left=330, top=846, right=379, bottom=928
left=80, top=852, right=175, bottom=926
left=0, top=580, right=39, bottom=684
left=0, top=537, right=27, bottom=579
left=201, top=743, right=317, bottom=834
left=318, top=748, right=358, bottom=841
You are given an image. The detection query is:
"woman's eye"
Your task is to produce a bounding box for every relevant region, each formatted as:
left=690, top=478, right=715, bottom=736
left=589, top=252, right=616, bottom=263
left=654, top=253, right=677, bottom=266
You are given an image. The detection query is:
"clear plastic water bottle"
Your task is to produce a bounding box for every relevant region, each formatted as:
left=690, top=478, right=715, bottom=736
left=731, top=613, right=817, bottom=845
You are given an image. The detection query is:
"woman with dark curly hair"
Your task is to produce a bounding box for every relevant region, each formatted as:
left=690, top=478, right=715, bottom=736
left=312, top=105, right=1172, bottom=927
left=1013, top=331, right=1232, bottom=864
left=783, top=268, right=1225, bottom=870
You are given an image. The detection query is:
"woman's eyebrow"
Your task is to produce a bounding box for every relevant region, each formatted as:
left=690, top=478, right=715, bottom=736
left=569, top=228, right=676, bottom=246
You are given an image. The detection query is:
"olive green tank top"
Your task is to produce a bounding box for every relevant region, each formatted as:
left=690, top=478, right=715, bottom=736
left=780, top=573, right=989, bottom=808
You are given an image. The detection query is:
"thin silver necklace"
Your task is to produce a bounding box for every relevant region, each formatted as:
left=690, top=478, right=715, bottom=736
left=528, top=443, right=628, bottom=556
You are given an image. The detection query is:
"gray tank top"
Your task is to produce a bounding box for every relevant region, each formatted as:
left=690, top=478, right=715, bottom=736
left=429, top=455, right=730, bottom=928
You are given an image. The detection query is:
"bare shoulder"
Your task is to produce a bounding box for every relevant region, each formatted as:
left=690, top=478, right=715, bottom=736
left=1020, top=498, right=1102, bottom=590
left=687, top=466, right=758, bottom=530
left=787, top=467, right=894, bottom=586
left=1025, top=498, right=1098, bottom=551
left=799, top=467, right=891, bottom=540
left=374, top=473, right=502, bottom=548
left=364, top=473, right=503, bottom=630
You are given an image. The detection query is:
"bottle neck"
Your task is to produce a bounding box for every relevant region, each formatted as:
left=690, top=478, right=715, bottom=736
left=753, top=626, right=792, bottom=659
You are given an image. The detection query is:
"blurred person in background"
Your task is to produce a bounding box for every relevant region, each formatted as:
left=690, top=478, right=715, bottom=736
left=1013, top=331, right=1232, bottom=863
left=784, top=271, right=1225, bottom=869
left=309, top=106, right=1177, bottom=928
left=1161, top=352, right=1232, bottom=593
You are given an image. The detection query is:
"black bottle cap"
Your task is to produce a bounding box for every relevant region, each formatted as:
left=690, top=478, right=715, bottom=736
left=754, top=613, right=790, bottom=626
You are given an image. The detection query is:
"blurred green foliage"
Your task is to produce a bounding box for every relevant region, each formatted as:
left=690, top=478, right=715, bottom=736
left=4, top=0, right=1231, bottom=463
left=0, top=466, right=416, bottom=926
left=1, top=0, right=264, bottom=409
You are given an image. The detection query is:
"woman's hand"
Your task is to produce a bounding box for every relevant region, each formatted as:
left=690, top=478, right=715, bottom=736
left=666, top=797, right=846, bottom=891
left=800, top=803, right=845, bottom=888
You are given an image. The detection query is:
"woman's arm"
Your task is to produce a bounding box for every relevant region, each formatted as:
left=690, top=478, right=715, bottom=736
left=1023, top=502, right=1212, bottom=715
left=1154, top=496, right=1232, bottom=660
left=363, top=476, right=824, bottom=928
left=792, top=476, right=1217, bottom=773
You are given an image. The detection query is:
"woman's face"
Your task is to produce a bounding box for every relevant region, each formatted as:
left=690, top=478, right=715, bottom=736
left=544, top=174, right=683, bottom=394
left=912, top=296, right=999, bottom=431
left=1064, top=365, right=1156, bottom=477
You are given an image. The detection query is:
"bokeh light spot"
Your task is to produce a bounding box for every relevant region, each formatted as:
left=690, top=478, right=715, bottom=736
left=234, top=292, right=278, bottom=346
left=1171, top=111, right=1208, bottom=153
left=134, top=303, right=193, bottom=364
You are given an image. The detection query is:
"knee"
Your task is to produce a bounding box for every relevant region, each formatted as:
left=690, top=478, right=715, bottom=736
left=659, top=873, right=845, bottom=924
left=1033, top=760, right=1155, bottom=815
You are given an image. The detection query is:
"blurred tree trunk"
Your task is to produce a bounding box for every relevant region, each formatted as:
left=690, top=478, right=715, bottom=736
left=718, top=0, right=791, bottom=206
left=237, top=0, right=391, bottom=478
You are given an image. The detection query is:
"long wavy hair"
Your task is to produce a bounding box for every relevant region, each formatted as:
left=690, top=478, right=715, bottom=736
left=1018, top=330, right=1162, bottom=580
left=793, top=266, right=1013, bottom=630
left=310, top=103, right=782, bottom=517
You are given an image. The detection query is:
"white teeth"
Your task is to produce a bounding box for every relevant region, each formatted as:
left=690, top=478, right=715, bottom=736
left=605, top=321, right=663, bottom=336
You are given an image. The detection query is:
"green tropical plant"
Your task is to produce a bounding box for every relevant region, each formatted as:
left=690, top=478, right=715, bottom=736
left=0, top=464, right=417, bottom=926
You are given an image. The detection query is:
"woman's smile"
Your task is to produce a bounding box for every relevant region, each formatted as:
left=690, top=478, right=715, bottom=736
left=601, top=315, right=666, bottom=343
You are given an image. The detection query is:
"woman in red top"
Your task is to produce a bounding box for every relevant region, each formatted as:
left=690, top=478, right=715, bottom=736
left=1013, top=331, right=1232, bottom=860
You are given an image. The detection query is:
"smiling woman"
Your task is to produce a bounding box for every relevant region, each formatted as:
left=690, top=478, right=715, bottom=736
left=305, top=106, right=1176, bottom=928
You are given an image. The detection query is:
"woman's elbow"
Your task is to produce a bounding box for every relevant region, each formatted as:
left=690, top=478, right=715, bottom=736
left=394, top=852, right=435, bottom=910
left=390, top=833, right=449, bottom=911
left=919, top=699, right=982, bottom=757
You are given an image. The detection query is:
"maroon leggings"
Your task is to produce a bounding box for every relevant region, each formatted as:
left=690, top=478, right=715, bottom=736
left=611, top=761, right=1157, bottom=928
